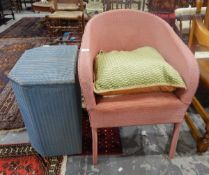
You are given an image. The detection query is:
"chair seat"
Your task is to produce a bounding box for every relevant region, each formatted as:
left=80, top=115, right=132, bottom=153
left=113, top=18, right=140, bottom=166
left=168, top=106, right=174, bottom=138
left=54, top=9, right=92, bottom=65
left=33, top=1, right=79, bottom=8
left=91, top=92, right=186, bottom=128
left=48, top=11, right=83, bottom=19
left=33, top=1, right=86, bottom=8
left=194, top=44, right=209, bottom=59
left=175, top=7, right=206, bottom=17
left=53, top=3, right=80, bottom=11
left=86, top=2, right=103, bottom=14
left=195, top=51, right=209, bottom=59
left=33, top=1, right=53, bottom=8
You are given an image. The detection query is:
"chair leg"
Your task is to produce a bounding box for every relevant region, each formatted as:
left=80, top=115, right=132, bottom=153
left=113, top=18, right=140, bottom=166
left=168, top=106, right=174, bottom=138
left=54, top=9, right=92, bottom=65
left=169, top=122, right=182, bottom=159
left=188, top=97, right=209, bottom=152
left=92, top=127, right=98, bottom=165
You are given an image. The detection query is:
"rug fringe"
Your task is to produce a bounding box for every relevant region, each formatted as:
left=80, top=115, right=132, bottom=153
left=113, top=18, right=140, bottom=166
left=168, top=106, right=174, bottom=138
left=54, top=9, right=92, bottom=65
left=60, top=156, right=67, bottom=175
left=0, top=128, right=26, bottom=134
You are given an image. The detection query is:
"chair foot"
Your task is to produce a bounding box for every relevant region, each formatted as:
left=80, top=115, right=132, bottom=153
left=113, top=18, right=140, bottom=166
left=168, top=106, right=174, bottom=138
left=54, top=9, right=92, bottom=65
left=197, top=124, right=209, bottom=152
left=92, top=127, right=98, bottom=165
left=169, top=122, right=182, bottom=159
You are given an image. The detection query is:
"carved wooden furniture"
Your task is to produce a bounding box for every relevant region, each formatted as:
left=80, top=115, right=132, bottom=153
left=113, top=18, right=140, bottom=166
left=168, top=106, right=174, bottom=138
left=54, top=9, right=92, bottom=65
left=0, top=0, right=15, bottom=24
left=11, top=0, right=22, bottom=12
left=186, top=0, right=209, bottom=153
left=175, top=0, right=208, bottom=7
left=52, top=0, right=84, bottom=11
left=175, top=7, right=206, bottom=39
left=32, top=1, right=54, bottom=12
left=78, top=10, right=199, bottom=164
left=86, top=0, right=103, bottom=16
left=33, top=0, right=87, bottom=12
left=22, top=0, right=38, bottom=8
left=102, top=0, right=142, bottom=11
left=146, top=0, right=177, bottom=27
left=46, top=0, right=85, bottom=38
left=147, top=0, right=176, bottom=12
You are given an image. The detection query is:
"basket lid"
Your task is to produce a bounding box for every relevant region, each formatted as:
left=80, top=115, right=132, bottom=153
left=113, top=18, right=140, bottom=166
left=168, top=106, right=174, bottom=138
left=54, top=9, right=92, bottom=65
left=8, top=45, right=78, bottom=85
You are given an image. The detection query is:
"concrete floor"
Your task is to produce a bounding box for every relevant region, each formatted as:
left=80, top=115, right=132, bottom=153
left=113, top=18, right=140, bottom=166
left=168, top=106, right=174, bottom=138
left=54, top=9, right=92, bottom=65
left=1, top=7, right=209, bottom=175
left=1, top=116, right=209, bottom=175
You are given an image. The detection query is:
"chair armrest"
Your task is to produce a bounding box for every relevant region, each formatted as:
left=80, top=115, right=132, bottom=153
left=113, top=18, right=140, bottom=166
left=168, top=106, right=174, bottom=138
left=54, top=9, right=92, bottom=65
left=194, top=16, right=209, bottom=47
left=151, top=20, right=199, bottom=105
left=78, top=25, right=97, bottom=110
left=174, top=46, right=199, bottom=105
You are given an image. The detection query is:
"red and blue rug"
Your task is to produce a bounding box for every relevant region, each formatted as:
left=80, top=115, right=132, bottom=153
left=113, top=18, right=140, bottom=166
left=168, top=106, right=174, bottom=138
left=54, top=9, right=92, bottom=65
left=0, top=143, right=65, bottom=175
left=0, top=111, right=122, bottom=174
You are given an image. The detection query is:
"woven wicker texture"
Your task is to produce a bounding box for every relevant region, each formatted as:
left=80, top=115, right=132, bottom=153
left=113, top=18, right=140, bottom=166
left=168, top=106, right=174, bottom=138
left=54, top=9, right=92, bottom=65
left=78, top=10, right=199, bottom=164
left=8, top=45, right=78, bottom=85
left=49, top=11, right=83, bottom=19
left=33, top=1, right=81, bottom=10
left=54, top=3, right=80, bottom=10
left=8, top=45, right=82, bottom=156
left=94, top=47, right=186, bottom=95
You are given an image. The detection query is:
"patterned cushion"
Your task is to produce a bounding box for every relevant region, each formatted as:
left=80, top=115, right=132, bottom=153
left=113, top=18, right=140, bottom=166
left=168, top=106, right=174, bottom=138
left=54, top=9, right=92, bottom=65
left=94, top=47, right=186, bottom=95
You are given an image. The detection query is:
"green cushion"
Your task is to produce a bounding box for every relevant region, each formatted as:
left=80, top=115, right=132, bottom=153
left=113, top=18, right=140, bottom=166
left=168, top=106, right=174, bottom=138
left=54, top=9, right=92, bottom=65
left=94, top=46, right=186, bottom=95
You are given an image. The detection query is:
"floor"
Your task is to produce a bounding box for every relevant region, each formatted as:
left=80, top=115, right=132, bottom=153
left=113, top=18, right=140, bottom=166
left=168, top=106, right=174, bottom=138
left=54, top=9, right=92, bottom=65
left=1, top=7, right=209, bottom=175
left=1, top=111, right=209, bottom=175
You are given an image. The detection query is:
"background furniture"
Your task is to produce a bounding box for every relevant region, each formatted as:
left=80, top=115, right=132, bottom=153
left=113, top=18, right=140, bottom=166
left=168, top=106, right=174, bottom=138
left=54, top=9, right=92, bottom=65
left=175, top=6, right=206, bottom=40
left=8, top=46, right=82, bottom=156
left=32, top=0, right=87, bottom=12
left=186, top=0, right=209, bottom=153
left=78, top=9, right=199, bottom=164
left=102, top=0, right=142, bottom=11
left=0, top=0, right=15, bottom=24
left=46, top=0, right=85, bottom=38
left=32, top=0, right=54, bottom=12
left=52, top=0, right=85, bottom=11
left=11, top=0, right=22, bottom=12
left=146, top=0, right=208, bottom=28
left=147, top=0, right=176, bottom=12
left=86, top=0, right=103, bottom=16
left=146, top=0, right=176, bottom=27
left=22, top=0, right=38, bottom=8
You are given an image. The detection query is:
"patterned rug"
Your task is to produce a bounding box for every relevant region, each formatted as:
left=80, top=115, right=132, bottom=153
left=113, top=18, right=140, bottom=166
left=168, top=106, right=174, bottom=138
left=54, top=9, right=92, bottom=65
left=0, top=83, right=24, bottom=130
left=82, top=110, right=122, bottom=155
left=0, top=143, right=66, bottom=175
left=0, top=38, right=50, bottom=93
left=0, top=82, right=122, bottom=154
left=0, top=18, right=48, bottom=38
left=0, top=38, right=50, bottom=131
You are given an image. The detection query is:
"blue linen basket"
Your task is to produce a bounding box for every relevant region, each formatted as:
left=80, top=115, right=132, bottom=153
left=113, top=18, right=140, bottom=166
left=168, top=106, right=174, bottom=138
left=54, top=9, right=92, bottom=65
left=8, top=45, right=82, bottom=156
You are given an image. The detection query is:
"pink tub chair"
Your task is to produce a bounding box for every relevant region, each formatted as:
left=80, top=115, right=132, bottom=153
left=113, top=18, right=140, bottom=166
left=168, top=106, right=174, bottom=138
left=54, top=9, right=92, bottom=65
left=78, top=9, right=199, bottom=165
